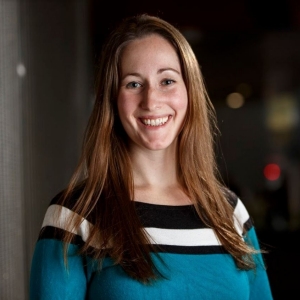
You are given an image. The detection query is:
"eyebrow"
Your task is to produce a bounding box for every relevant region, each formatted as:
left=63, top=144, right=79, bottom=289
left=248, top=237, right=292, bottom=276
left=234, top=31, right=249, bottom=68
left=158, top=67, right=181, bottom=75
left=121, top=68, right=181, bottom=80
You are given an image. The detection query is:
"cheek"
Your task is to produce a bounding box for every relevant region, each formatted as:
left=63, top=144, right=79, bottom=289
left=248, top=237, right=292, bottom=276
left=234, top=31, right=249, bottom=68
left=117, top=95, right=128, bottom=118
left=173, top=89, right=188, bottom=112
left=117, top=94, right=137, bottom=126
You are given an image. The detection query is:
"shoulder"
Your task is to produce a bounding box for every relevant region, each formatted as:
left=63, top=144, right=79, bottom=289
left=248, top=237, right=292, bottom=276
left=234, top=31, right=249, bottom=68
left=38, top=182, right=90, bottom=245
left=49, top=182, right=85, bottom=209
left=221, top=186, right=238, bottom=207
left=222, top=186, right=253, bottom=235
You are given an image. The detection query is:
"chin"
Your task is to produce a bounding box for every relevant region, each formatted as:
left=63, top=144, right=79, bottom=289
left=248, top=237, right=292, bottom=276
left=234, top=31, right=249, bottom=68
left=141, top=140, right=176, bottom=151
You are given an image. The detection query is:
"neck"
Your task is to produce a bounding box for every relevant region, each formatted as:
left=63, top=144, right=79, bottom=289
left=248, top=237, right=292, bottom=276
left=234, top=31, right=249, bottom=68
left=128, top=142, right=191, bottom=205
left=129, top=143, right=178, bottom=187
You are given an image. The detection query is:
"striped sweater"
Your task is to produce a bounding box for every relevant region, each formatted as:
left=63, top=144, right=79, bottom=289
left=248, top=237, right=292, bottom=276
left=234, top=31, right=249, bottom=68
left=29, top=190, right=273, bottom=299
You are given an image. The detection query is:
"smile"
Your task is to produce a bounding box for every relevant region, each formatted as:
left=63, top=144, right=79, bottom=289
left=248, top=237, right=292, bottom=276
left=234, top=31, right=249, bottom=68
left=140, top=116, right=169, bottom=126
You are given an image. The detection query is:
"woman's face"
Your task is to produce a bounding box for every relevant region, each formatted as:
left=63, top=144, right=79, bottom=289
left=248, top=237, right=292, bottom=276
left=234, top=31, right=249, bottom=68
left=117, top=34, right=188, bottom=151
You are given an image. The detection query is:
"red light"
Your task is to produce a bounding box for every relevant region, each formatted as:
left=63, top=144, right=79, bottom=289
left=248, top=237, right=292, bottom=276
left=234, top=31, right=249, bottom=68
left=264, top=163, right=281, bottom=181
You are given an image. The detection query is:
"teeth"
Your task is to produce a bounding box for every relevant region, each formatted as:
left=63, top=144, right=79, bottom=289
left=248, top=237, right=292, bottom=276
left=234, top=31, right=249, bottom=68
left=142, top=116, right=168, bottom=126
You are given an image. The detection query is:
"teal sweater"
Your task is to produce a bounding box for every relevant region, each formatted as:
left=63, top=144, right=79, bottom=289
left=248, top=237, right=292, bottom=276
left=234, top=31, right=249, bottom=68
left=30, top=190, right=273, bottom=299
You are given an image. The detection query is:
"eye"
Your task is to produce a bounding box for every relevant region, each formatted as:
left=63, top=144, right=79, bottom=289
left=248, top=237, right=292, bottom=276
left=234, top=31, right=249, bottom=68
left=126, top=81, right=142, bottom=89
left=161, top=79, right=175, bottom=86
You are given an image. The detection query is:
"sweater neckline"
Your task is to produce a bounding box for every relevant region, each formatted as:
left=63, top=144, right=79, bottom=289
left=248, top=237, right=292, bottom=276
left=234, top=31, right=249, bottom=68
left=134, top=200, right=194, bottom=210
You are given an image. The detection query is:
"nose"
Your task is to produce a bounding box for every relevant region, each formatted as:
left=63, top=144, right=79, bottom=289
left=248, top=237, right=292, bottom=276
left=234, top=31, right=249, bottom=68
left=140, top=86, right=161, bottom=110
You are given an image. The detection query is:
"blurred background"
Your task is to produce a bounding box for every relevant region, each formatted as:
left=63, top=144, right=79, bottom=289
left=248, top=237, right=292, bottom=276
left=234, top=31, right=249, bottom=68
left=1, top=0, right=299, bottom=299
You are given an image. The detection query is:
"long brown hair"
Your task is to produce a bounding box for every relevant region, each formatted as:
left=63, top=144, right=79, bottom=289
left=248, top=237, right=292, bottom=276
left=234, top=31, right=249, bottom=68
left=60, top=13, right=261, bottom=283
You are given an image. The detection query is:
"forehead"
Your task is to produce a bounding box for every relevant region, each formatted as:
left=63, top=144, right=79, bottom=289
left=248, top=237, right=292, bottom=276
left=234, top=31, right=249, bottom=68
left=119, top=34, right=180, bottom=71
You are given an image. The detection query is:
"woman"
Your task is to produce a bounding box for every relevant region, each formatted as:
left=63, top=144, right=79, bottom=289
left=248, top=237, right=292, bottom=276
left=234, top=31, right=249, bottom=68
left=29, top=13, right=273, bottom=299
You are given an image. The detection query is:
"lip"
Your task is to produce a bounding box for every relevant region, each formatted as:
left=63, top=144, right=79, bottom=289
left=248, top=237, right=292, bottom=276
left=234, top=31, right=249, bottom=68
left=139, top=114, right=171, bottom=119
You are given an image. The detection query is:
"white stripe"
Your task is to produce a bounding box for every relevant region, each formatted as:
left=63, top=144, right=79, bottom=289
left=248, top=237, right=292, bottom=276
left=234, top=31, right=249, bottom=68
left=42, top=204, right=91, bottom=242
left=233, top=198, right=250, bottom=236
left=144, top=227, right=222, bottom=246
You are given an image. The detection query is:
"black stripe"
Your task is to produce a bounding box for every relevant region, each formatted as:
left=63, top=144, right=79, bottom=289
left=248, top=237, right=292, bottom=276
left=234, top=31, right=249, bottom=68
left=135, top=202, right=207, bottom=229
left=50, top=186, right=84, bottom=209
left=244, top=217, right=253, bottom=232
left=223, top=187, right=238, bottom=208
left=152, top=244, right=228, bottom=255
left=38, top=226, right=83, bottom=246
left=49, top=186, right=241, bottom=229
left=38, top=226, right=227, bottom=255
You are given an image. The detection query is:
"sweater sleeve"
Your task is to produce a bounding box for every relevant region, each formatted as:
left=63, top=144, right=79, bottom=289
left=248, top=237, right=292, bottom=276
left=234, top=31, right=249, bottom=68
left=245, top=226, right=274, bottom=300
left=29, top=189, right=91, bottom=300
left=228, top=192, right=273, bottom=299
left=29, top=238, right=87, bottom=300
